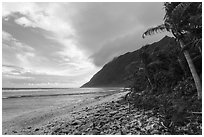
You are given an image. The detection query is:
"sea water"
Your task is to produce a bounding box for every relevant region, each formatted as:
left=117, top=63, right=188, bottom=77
left=2, top=88, right=123, bottom=122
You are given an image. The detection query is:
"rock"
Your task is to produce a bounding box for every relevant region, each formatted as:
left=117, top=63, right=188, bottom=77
left=90, top=129, right=100, bottom=135
left=123, top=105, right=129, bottom=109
left=135, top=127, right=141, bottom=131
left=113, top=115, right=121, bottom=120
left=115, top=131, right=121, bottom=135
left=13, top=130, right=18, bottom=133
left=147, top=117, right=154, bottom=122
left=99, top=121, right=106, bottom=127
left=134, top=114, right=142, bottom=119
left=119, top=117, right=124, bottom=121
left=79, top=124, right=90, bottom=131
left=27, top=126, right=32, bottom=129
left=125, top=123, right=131, bottom=129
left=115, top=103, right=120, bottom=107
left=85, top=128, right=91, bottom=132
left=94, top=113, right=100, bottom=116
left=121, top=127, right=127, bottom=135
left=73, top=130, right=81, bottom=135
left=71, top=120, right=81, bottom=126
left=110, top=111, right=118, bottom=116
left=61, top=129, right=70, bottom=134
left=102, top=124, right=110, bottom=130
left=145, top=125, right=153, bottom=131
left=151, top=130, right=160, bottom=134
left=34, top=128, right=39, bottom=131
left=119, top=108, right=124, bottom=111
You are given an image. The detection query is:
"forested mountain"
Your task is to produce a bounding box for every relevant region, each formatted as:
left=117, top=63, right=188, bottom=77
left=82, top=36, right=179, bottom=87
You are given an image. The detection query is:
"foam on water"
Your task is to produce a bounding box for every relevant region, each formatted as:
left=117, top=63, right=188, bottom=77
left=2, top=87, right=123, bottom=99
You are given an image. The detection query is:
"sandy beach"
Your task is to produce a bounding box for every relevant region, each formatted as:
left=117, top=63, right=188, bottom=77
left=2, top=89, right=128, bottom=135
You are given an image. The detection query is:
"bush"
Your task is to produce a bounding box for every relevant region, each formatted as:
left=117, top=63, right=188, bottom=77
left=126, top=76, right=201, bottom=134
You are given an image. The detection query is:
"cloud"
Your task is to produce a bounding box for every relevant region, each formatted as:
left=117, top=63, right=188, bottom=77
left=2, top=31, right=36, bottom=67
left=2, top=64, right=96, bottom=88
left=2, top=2, right=171, bottom=87
left=3, top=65, right=28, bottom=75
left=56, top=2, right=170, bottom=66
left=3, top=3, right=74, bottom=38
left=15, top=16, right=36, bottom=27
left=3, top=31, right=35, bottom=52
left=2, top=12, right=99, bottom=88
left=91, top=27, right=171, bottom=66
left=3, top=3, right=168, bottom=67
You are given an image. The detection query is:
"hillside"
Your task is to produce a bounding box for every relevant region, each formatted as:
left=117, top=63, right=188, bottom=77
left=81, top=36, right=178, bottom=87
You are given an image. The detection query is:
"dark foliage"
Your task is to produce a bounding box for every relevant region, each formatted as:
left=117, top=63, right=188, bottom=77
left=126, top=77, right=202, bottom=134
left=124, top=39, right=202, bottom=134
left=124, top=37, right=202, bottom=134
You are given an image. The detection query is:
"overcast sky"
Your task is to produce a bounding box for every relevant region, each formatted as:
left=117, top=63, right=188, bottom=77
left=2, top=2, right=171, bottom=88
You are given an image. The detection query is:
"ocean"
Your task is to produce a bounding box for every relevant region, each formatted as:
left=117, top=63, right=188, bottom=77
left=2, top=88, right=123, bottom=122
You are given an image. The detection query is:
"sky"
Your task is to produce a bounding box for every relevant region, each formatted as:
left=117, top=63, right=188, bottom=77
left=2, top=2, right=171, bottom=88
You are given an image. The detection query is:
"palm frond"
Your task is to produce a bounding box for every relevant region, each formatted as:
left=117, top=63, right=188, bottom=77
left=192, top=54, right=202, bottom=63
left=163, top=2, right=180, bottom=20
left=193, top=38, right=202, bottom=48
left=142, top=24, right=166, bottom=38
left=171, top=2, right=192, bottom=21
left=181, top=41, right=194, bottom=52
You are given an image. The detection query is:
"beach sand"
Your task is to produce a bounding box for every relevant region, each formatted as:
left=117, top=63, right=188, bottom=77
left=3, top=89, right=201, bottom=135
left=2, top=90, right=128, bottom=135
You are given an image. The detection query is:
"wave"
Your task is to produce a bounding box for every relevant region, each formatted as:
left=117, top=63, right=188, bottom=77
left=2, top=88, right=73, bottom=90
left=2, top=90, right=122, bottom=99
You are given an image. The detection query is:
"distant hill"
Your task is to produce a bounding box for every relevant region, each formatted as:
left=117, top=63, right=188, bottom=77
left=81, top=36, right=178, bottom=87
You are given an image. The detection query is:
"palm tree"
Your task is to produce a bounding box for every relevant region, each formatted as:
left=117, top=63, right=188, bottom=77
left=142, top=2, right=202, bottom=99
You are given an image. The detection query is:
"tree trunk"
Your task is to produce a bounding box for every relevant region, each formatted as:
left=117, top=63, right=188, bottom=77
left=179, top=40, right=202, bottom=100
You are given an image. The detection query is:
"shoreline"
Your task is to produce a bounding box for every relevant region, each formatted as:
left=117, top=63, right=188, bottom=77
left=2, top=90, right=124, bottom=99
left=3, top=88, right=201, bottom=135
left=2, top=90, right=128, bottom=135
left=21, top=90, right=165, bottom=135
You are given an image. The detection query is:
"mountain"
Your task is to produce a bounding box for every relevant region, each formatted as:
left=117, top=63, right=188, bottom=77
left=81, top=36, right=178, bottom=87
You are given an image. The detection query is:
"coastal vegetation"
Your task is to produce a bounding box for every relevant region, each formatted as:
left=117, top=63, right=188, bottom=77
left=126, top=2, right=202, bottom=134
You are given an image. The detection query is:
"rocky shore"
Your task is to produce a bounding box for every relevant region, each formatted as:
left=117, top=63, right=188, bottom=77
left=21, top=95, right=170, bottom=135
left=47, top=101, right=164, bottom=135
left=5, top=90, right=201, bottom=135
